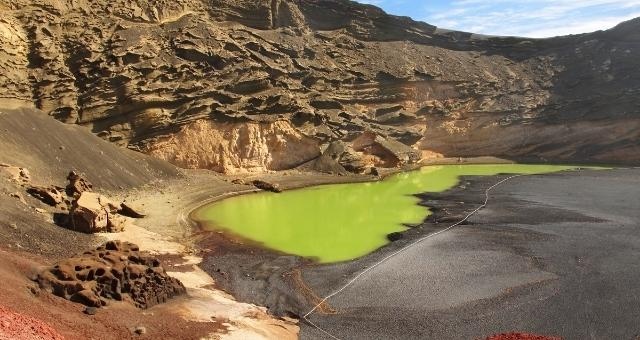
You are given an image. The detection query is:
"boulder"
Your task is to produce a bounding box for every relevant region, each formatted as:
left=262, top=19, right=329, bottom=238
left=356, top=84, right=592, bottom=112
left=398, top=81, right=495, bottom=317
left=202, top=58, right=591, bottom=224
left=352, top=132, right=421, bottom=168
left=118, top=202, right=146, bottom=218
left=107, top=215, right=130, bottom=232
left=26, top=186, right=65, bottom=206
left=69, top=192, right=123, bottom=233
left=65, top=171, right=93, bottom=197
left=309, top=141, right=349, bottom=175
left=36, top=241, right=186, bottom=309
left=252, top=180, right=282, bottom=193
left=309, top=141, right=372, bottom=174
left=310, top=154, right=348, bottom=175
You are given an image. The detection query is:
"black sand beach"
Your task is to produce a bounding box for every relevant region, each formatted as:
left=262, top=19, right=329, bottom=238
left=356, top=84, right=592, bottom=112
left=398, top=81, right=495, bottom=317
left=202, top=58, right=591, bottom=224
left=301, top=168, right=640, bottom=339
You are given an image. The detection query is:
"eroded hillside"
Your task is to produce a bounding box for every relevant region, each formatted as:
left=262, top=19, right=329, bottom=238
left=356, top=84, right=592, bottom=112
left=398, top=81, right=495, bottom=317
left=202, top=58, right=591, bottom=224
left=1, top=0, right=638, bottom=173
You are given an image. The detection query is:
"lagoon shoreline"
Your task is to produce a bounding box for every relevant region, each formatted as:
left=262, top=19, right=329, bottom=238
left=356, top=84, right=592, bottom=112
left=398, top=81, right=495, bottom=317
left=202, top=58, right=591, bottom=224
left=117, top=160, right=622, bottom=338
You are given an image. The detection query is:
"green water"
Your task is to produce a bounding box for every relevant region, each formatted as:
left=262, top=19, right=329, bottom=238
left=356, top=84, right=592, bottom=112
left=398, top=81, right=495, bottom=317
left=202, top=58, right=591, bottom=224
left=193, top=164, right=580, bottom=263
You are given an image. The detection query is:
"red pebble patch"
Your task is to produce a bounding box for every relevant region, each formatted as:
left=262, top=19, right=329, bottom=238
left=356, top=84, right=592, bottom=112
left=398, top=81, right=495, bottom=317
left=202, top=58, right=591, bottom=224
left=485, top=332, right=563, bottom=340
left=0, top=305, right=64, bottom=340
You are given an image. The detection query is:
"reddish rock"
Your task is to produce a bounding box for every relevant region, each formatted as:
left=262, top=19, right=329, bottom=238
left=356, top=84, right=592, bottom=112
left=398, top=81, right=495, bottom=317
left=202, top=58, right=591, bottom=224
left=36, top=241, right=186, bottom=309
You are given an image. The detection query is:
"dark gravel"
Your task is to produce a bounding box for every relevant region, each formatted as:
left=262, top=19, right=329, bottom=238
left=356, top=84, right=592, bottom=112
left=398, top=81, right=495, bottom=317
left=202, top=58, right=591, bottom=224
left=301, top=168, right=640, bottom=340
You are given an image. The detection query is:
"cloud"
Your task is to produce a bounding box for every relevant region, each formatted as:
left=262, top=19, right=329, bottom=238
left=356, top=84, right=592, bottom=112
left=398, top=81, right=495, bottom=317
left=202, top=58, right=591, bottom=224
left=429, top=0, right=640, bottom=37
left=354, top=0, right=640, bottom=37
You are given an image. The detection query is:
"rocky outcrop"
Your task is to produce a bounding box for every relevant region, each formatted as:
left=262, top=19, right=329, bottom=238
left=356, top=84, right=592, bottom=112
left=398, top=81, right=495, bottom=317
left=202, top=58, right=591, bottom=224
left=0, top=15, right=31, bottom=108
left=0, top=0, right=638, bottom=169
left=144, top=120, right=321, bottom=173
left=69, top=192, right=129, bottom=233
left=353, top=132, right=421, bottom=168
left=37, top=241, right=186, bottom=309
left=0, top=164, right=31, bottom=184
left=308, top=140, right=374, bottom=174
left=26, top=186, right=66, bottom=207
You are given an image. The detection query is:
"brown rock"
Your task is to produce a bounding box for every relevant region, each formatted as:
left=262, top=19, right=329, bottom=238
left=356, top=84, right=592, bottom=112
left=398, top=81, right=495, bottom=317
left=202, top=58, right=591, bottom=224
left=37, top=241, right=186, bottom=309
left=107, top=215, right=130, bottom=232
left=252, top=180, right=282, bottom=193
left=119, top=202, right=146, bottom=218
left=353, top=132, right=421, bottom=168
left=26, top=186, right=65, bottom=206
left=69, top=192, right=122, bottom=233
left=1, top=165, right=31, bottom=184
left=66, top=171, right=93, bottom=197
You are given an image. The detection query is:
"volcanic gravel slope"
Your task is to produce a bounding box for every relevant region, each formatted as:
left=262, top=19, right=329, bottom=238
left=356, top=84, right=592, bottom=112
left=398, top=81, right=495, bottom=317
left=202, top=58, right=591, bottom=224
left=0, top=0, right=639, bottom=172
left=0, top=305, right=64, bottom=340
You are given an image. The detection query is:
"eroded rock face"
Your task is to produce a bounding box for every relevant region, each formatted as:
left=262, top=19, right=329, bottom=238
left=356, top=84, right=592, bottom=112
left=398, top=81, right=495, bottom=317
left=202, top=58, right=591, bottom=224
left=0, top=0, right=638, bottom=168
left=0, top=15, right=31, bottom=108
left=143, top=120, right=321, bottom=173
left=37, top=241, right=186, bottom=309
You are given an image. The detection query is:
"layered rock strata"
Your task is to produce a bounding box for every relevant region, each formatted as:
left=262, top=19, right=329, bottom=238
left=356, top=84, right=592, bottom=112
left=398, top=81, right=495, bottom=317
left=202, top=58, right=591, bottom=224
left=0, top=0, right=638, bottom=170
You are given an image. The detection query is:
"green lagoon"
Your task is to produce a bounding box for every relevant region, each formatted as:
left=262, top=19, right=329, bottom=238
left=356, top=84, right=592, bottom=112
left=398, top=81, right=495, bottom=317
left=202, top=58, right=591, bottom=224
left=193, top=164, right=580, bottom=263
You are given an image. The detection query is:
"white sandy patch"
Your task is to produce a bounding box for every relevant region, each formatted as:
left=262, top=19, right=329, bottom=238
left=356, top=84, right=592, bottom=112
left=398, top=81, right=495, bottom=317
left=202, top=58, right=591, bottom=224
left=99, top=225, right=298, bottom=340
left=99, top=224, right=185, bottom=254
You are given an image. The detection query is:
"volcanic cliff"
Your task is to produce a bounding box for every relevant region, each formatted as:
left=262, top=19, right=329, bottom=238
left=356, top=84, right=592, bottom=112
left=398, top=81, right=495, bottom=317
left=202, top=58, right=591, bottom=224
left=1, top=0, right=638, bottom=173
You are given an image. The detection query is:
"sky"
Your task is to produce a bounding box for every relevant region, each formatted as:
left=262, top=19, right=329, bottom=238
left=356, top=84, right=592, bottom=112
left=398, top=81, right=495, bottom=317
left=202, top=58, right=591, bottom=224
left=355, top=0, right=640, bottom=38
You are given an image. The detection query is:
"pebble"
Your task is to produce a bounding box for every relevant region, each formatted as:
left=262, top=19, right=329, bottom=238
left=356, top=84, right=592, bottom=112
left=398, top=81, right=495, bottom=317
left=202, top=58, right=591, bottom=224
left=134, top=326, right=147, bottom=335
left=83, top=307, right=97, bottom=315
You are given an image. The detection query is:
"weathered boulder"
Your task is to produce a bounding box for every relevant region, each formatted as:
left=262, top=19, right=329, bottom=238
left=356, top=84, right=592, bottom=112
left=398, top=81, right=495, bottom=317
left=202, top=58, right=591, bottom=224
left=69, top=192, right=126, bottom=233
left=65, top=171, right=93, bottom=197
left=353, top=132, right=421, bottom=168
left=339, top=147, right=370, bottom=173
left=26, top=186, right=66, bottom=207
left=309, top=141, right=349, bottom=175
left=118, top=202, right=146, bottom=219
left=36, top=241, right=186, bottom=309
left=308, top=141, right=373, bottom=174
left=252, top=180, right=282, bottom=193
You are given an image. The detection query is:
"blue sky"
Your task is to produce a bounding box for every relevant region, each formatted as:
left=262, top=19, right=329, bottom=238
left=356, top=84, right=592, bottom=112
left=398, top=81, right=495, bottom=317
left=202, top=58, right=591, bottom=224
left=355, top=0, right=640, bottom=37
